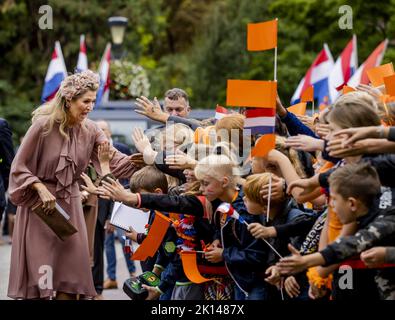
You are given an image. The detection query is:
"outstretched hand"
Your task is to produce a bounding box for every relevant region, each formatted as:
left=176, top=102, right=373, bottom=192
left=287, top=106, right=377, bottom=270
left=80, top=172, right=100, bottom=195
left=276, top=244, right=306, bottom=275
left=285, top=134, right=325, bottom=152
left=135, top=96, right=168, bottom=123
left=99, top=177, right=131, bottom=203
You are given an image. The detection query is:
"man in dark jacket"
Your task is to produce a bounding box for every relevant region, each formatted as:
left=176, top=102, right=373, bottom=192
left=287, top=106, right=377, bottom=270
left=0, top=118, right=15, bottom=223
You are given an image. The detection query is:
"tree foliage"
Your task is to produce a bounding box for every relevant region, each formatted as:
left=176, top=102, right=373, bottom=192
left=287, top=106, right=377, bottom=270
left=1, top=0, right=394, bottom=139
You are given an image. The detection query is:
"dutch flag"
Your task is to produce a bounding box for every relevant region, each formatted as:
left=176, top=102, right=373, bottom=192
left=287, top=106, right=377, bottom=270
left=328, top=35, right=358, bottom=103
left=76, top=35, right=88, bottom=72
left=244, top=108, right=276, bottom=135
left=96, top=43, right=111, bottom=107
left=347, top=39, right=388, bottom=88
left=291, top=44, right=334, bottom=105
left=41, top=41, right=67, bottom=102
left=214, top=105, right=228, bottom=120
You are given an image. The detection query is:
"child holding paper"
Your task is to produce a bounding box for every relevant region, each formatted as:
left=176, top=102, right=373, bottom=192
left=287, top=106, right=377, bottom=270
left=99, top=151, right=270, bottom=300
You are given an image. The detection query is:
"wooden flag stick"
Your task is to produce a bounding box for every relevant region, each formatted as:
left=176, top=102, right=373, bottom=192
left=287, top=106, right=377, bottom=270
left=312, top=99, right=315, bottom=115
left=241, top=219, right=283, bottom=259
left=274, top=46, right=278, bottom=82
left=266, top=174, right=272, bottom=223
left=273, top=18, right=278, bottom=82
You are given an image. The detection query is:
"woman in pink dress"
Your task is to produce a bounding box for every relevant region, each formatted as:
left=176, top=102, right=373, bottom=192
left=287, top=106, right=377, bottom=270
left=7, top=70, right=137, bottom=300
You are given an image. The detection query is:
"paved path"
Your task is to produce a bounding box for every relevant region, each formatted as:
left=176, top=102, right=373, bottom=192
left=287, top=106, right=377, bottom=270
left=0, top=235, right=140, bottom=300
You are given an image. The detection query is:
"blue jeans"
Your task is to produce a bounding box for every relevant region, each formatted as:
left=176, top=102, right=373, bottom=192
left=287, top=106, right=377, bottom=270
left=234, top=283, right=267, bottom=300
left=159, top=266, right=174, bottom=300
left=105, top=227, right=136, bottom=280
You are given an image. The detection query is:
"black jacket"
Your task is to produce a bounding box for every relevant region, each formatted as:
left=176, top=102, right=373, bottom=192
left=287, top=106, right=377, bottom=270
left=0, top=118, right=15, bottom=211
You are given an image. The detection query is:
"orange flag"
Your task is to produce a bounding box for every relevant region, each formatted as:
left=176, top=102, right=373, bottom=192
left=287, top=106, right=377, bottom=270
left=131, top=211, right=171, bottom=261
left=318, top=103, right=327, bottom=112
left=384, top=74, right=395, bottom=96
left=251, top=133, right=276, bottom=157
left=301, top=86, right=314, bottom=102
left=226, top=80, right=277, bottom=108
left=367, top=63, right=394, bottom=87
left=287, top=102, right=306, bottom=116
left=343, top=85, right=356, bottom=94
left=247, top=19, right=278, bottom=51
left=180, top=251, right=213, bottom=284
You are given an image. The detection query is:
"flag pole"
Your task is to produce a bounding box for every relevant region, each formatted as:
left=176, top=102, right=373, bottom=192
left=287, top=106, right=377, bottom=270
left=274, top=46, right=278, bottom=82
left=312, top=99, right=315, bottom=116
left=273, top=18, right=278, bottom=82
left=266, top=174, right=272, bottom=223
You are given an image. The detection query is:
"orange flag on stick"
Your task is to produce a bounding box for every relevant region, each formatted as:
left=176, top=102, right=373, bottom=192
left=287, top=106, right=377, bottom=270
left=367, top=63, right=394, bottom=87
left=287, top=102, right=306, bottom=116
left=301, top=86, right=314, bottom=102
left=226, top=80, right=277, bottom=108
left=247, top=19, right=278, bottom=51
left=131, top=211, right=171, bottom=261
left=251, top=133, right=276, bottom=157
left=384, top=74, right=395, bottom=96
left=180, top=251, right=213, bottom=284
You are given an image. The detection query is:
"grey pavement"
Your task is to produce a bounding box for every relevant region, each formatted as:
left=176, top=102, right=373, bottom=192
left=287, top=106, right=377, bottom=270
left=0, top=234, right=140, bottom=300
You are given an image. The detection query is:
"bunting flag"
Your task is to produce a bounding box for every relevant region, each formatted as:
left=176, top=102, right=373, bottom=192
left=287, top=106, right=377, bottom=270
left=291, top=44, right=334, bottom=105
left=76, top=34, right=88, bottom=72
left=287, top=102, right=306, bottom=116
left=251, top=133, right=276, bottom=157
left=247, top=19, right=278, bottom=51
left=301, top=85, right=314, bottom=102
left=216, top=203, right=248, bottom=225
left=366, top=62, right=394, bottom=87
left=180, top=251, right=214, bottom=284
left=328, top=35, right=358, bottom=103
left=226, top=80, right=277, bottom=108
left=348, top=39, right=388, bottom=87
left=244, top=107, right=276, bottom=135
left=41, top=41, right=67, bottom=102
left=131, top=211, right=171, bottom=261
left=215, top=105, right=228, bottom=120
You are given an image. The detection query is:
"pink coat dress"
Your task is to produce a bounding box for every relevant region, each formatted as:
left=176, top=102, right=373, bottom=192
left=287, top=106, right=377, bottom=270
left=7, top=117, right=137, bottom=299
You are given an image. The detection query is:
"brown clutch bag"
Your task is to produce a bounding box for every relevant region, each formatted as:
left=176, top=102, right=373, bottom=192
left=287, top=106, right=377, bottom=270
left=32, top=201, right=78, bottom=241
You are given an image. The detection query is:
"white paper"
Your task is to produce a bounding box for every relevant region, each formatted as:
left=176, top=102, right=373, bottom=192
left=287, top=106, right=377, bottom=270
left=55, top=202, right=70, bottom=220
left=110, top=202, right=149, bottom=251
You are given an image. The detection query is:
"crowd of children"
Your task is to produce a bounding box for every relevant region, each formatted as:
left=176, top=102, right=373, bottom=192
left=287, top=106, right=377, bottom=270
left=84, top=87, right=395, bottom=300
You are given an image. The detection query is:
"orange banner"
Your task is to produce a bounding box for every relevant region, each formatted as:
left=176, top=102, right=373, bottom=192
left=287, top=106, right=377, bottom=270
left=384, top=74, right=395, bottom=96
left=287, top=102, right=306, bottom=116
left=226, top=80, right=277, bottom=108
left=251, top=133, right=276, bottom=157
left=367, top=63, right=394, bottom=87
left=301, top=85, right=314, bottom=102
left=131, top=211, right=171, bottom=261
left=180, top=251, right=214, bottom=284
left=247, top=19, right=278, bottom=51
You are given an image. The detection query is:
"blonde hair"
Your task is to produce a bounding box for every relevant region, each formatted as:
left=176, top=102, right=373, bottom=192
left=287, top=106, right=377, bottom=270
left=160, top=123, right=194, bottom=150
left=186, top=143, right=212, bottom=162
left=32, top=70, right=99, bottom=139
left=194, top=154, right=241, bottom=186
left=244, top=173, right=272, bottom=206
left=215, top=113, right=245, bottom=133
left=330, top=91, right=381, bottom=128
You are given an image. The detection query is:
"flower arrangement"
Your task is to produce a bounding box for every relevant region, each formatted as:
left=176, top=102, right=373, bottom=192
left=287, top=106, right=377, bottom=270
left=110, top=60, right=150, bottom=99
